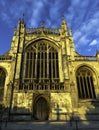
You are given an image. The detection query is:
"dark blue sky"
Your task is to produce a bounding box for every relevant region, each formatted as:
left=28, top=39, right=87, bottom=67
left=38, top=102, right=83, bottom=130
left=0, top=0, right=99, bottom=56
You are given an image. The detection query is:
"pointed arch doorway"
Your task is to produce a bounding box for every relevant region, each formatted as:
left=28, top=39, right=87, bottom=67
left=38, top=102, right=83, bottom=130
left=33, top=97, right=49, bottom=120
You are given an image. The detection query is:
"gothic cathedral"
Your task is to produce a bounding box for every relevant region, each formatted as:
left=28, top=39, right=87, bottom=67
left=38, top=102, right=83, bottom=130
left=0, top=16, right=99, bottom=121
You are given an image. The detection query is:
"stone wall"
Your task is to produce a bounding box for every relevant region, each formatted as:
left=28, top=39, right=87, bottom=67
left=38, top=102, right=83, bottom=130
left=50, top=93, right=72, bottom=120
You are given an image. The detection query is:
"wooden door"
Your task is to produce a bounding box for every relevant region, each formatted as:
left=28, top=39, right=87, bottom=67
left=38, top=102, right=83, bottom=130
left=35, top=97, right=48, bottom=120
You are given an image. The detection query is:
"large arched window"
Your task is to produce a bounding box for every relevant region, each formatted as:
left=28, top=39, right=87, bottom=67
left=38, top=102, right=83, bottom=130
left=0, top=68, right=6, bottom=103
left=23, top=40, right=59, bottom=83
left=76, top=66, right=96, bottom=99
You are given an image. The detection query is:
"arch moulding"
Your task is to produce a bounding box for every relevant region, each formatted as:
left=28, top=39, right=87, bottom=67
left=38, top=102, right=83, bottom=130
left=24, top=37, right=61, bottom=51
left=74, top=63, right=98, bottom=77
left=0, top=66, right=8, bottom=76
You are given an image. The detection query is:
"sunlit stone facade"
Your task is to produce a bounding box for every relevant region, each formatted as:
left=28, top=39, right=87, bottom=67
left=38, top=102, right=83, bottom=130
left=0, top=16, right=99, bottom=121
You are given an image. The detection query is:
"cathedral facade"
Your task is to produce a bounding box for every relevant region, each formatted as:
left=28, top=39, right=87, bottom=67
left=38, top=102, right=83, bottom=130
left=0, top=16, right=99, bottom=121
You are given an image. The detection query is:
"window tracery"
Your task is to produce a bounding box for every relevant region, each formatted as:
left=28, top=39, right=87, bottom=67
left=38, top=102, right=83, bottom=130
left=20, top=40, right=63, bottom=90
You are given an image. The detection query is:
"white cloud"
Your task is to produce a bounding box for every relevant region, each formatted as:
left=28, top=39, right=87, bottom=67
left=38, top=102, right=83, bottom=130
left=73, top=6, right=99, bottom=52
left=1, top=12, right=13, bottom=25
left=89, top=40, right=98, bottom=46
left=73, top=31, right=82, bottom=40
left=29, top=2, right=44, bottom=27
left=1, top=0, right=6, bottom=6
left=87, top=48, right=92, bottom=52
left=71, top=0, right=80, bottom=6
left=0, top=0, right=99, bottom=55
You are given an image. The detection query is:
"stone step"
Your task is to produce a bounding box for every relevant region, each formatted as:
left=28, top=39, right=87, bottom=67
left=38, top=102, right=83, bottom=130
left=0, top=121, right=99, bottom=130
left=1, top=121, right=72, bottom=130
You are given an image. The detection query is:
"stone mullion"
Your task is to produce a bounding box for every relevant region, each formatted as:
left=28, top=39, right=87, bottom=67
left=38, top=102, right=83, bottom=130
left=78, top=76, right=82, bottom=98
left=23, top=53, right=27, bottom=81
left=35, top=50, right=38, bottom=78
left=27, top=52, right=30, bottom=79
left=89, top=76, right=94, bottom=98
left=82, top=76, right=87, bottom=98
left=57, top=59, right=59, bottom=78
left=47, top=48, right=49, bottom=79
left=51, top=51, right=53, bottom=80
left=45, top=52, right=47, bottom=78
left=43, top=52, right=45, bottom=79
left=90, top=76, right=96, bottom=98
left=40, top=51, right=42, bottom=80
left=29, top=52, right=32, bottom=82
left=31, top=52, right=33, bottom=81
left=25, top=54, right=28, bottom=79
left=33, top=52, right=35, bottom=78
left=54, top=53, right=57, bottom=78
left=79, top=76, right=83, bottom=98
left=27, top=52, right=29, bottom=78
left=56, top=53, right=59, bottom=78
left=85, top=76, right=90, bottom=98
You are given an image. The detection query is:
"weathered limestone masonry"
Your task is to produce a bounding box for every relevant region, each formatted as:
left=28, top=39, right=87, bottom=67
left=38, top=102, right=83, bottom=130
left=0, top=16, right=99, bottom=121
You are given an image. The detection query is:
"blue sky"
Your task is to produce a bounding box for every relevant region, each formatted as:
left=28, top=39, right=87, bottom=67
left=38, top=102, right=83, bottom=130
left=0, top=0, right=99, bottom=56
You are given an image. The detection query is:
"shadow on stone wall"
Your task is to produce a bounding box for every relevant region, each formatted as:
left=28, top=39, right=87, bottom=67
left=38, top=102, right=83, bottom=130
left=84, top=94, right=99, bottom=129
left=69, top=94, right=99, bottom=129
left=1, top=96, right=99, bottom=130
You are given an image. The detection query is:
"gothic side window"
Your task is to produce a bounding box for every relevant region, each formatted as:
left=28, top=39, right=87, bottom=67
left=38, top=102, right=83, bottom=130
left=76, top=67, right=96, bottom=99
left=0, top=68, right=6, bottom=102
